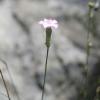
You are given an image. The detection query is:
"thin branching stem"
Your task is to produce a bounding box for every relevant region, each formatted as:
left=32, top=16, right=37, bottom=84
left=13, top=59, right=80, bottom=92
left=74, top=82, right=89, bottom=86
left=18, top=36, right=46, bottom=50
left=0, top=68, right=11, bottom=100
left=86, top=9, right=91, bottom=70
left=41, top=47, right=49, bottom=100
left=85, top=5, right=93, bottom=77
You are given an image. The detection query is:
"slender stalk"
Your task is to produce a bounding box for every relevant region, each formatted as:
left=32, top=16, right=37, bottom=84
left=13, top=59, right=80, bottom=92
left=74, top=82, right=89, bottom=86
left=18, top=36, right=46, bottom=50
left=41, top=47, right=49, bottom=100
left=0, top=69, right=11, bottom=100
left=79, top=3, right=93, bottom=100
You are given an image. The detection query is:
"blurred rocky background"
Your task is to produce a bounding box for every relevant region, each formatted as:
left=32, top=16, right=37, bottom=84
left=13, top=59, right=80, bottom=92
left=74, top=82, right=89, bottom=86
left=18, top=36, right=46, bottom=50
left=0, top=0, right=100, bottom=100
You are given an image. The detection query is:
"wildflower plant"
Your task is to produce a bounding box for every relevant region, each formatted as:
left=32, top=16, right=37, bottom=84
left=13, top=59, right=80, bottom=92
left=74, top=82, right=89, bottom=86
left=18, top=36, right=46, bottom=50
left=39, top=18, right=58, bottom=100
left=78, top=0, right=100, bottom=100
left=87, top=0, right=99, bottom=84
left=85, top=0, right=99, bottom=75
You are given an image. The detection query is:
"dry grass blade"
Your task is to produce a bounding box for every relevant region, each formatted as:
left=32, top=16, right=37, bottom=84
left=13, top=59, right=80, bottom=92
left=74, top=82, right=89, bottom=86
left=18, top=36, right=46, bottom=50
left=0, top=69, right=11, bottom=100
left=0, top=58, right=21, bottom=100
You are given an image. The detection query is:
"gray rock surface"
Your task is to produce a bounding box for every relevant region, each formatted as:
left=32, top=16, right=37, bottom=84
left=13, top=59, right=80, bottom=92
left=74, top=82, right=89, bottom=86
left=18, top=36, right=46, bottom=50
left=0, top=0, right=99, bottom=100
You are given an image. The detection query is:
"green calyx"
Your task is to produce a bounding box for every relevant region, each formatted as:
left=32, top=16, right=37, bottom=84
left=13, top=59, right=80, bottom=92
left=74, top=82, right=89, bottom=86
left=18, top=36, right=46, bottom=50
left=45, top=27, right=52, bottom=48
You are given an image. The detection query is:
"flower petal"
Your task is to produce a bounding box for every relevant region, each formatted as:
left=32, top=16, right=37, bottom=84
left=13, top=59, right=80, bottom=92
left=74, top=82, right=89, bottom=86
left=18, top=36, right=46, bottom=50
left=39, top=18, right=58, bottom=29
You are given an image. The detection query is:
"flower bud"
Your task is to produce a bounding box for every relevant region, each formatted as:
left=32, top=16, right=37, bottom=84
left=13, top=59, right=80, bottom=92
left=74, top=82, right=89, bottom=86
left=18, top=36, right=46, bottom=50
left=88, top=42, right=93, bottom=48
left=88, top=2, right=95, bottom=8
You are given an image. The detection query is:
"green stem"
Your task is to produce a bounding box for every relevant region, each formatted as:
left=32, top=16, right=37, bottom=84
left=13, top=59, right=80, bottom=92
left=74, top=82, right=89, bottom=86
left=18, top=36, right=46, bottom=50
left=41, top=47, right=49, bottom=100
left=0, top=69, right=11, bottom=100
left=85, top=6, right=92, bottom=76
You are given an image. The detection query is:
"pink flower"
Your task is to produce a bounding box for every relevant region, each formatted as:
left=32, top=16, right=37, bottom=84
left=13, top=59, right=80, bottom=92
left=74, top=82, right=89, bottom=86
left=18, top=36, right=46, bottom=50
left=39, top=19, right=58, bottom=29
